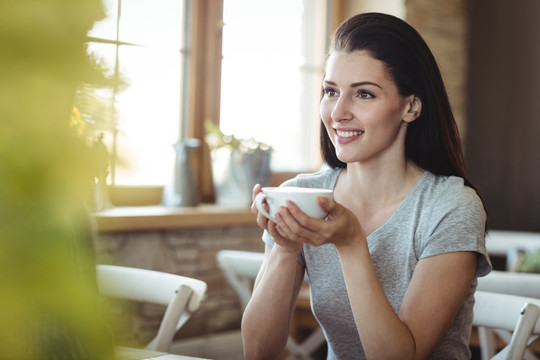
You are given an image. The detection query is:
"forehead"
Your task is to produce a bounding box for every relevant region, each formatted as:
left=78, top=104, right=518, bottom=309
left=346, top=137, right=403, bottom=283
left=324, top=50, right=392, bottom=85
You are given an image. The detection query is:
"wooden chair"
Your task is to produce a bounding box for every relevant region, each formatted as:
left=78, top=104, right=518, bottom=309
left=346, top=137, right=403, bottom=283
left=216, top=250, right=326, bottom=360
left=96, top=264, right=207, bottom=353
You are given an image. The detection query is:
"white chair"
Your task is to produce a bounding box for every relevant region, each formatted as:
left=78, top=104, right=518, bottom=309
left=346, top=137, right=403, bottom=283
left=477, top=271, right=540, bottom=359
left=96, top=264, right=207, bottom=353
left=216, top=250, right=326, bottom=360
left=486, top=231, right=540, bottom=270
left=474, top=290, right=540, bottom=360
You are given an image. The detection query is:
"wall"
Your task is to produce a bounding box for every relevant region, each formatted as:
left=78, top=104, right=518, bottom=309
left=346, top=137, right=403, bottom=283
left=466, top=0, right=540, bottom=231
left=339, top=0, right=468, bottom=137
left=405, top=0, right=469, bottom=137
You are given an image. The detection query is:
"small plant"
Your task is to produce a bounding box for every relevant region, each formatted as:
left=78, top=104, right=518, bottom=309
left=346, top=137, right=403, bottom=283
left=204, top=121, right=272, bottom=153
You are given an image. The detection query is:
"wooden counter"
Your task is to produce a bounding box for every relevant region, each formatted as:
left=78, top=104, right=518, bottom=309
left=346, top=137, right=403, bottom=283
left=94, top=205, right=256, bottom=232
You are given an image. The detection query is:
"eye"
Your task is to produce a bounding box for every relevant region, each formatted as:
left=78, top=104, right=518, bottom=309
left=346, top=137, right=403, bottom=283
left=322, top=87, right=338, bottom=97
left=357, top=89, right=374, bottom=99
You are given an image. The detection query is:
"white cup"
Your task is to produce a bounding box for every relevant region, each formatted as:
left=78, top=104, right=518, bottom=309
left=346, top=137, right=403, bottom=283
left=254, top=186, right=334, bottom=222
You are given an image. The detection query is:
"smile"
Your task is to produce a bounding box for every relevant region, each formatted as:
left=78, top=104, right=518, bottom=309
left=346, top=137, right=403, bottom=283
left=336, top=130, right=364, bottom=138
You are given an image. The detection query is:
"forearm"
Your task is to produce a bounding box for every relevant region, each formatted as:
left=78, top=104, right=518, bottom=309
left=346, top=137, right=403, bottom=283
left=337, top=243, right=418, bottom=360
left=241, top=246, right=303, bottom=360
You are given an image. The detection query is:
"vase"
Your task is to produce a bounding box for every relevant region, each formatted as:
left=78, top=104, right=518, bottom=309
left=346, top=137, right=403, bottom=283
left=211, top=147, right=272, bottom=208
left=162, top=138, right=200, bottom=207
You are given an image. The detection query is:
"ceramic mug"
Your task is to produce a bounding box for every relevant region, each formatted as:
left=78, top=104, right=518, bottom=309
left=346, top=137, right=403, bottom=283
left=254, top=186, right=334, bottom=222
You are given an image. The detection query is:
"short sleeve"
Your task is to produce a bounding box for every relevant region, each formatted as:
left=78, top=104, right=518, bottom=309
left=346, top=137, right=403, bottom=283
left=420, top=185, right=492, bottom=277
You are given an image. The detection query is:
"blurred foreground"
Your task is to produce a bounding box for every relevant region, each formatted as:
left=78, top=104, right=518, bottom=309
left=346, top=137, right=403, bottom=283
left=0, top=0, right=115, bottom=358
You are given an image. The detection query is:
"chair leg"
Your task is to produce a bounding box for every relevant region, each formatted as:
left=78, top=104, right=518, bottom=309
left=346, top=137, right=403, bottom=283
left=494, top=330, right=539, bottom=360
left=504, top=303, right=540, bottom=360
left=284, top=327, right=326, bottom=360
left=299, top=327, right=325, bottom=354
left=284, top=337, right=314, bottom=360
left=478, top=327, right=496, bottom=360
left=150, top=285, right=193, bottom=353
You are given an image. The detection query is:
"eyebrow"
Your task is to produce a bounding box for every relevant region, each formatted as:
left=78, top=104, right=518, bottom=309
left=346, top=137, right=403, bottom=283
left=323, top=80, right=382, bottom=89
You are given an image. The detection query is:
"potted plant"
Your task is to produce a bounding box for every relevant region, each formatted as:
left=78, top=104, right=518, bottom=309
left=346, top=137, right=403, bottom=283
left=205, top=121, right=272, bottom=208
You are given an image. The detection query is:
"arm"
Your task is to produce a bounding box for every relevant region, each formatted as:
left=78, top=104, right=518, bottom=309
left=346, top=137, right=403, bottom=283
left=274, top=197, right=477, bottom=360
left=241, top=185, right=306, bottom=360
left=241, top=244, right=305, bottom=360
left=338, top=242, right=476, bottom=359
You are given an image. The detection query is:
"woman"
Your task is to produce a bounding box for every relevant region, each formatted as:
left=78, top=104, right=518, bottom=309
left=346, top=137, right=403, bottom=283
left=242, top=12, right=491, bottom=360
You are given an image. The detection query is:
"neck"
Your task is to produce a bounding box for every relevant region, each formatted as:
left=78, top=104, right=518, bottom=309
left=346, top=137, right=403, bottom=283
left=338, top=159, right=423, bottom=210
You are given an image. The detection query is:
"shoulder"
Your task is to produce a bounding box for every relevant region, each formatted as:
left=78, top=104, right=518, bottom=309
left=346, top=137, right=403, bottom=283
left=413, top=172, right=486, bottom=236
left=420, top=172, right=483, bottom=210
left=281, top=165, right=341, bottom=190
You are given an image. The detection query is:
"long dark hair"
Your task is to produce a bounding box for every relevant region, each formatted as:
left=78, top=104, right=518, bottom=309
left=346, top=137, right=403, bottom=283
left=320, top=13, right=477, bottom=190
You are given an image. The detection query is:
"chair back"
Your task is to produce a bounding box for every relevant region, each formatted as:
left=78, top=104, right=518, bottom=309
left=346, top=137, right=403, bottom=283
left=476, top=270, right=540, bottom=359
left=216, top=249, right=326, bottom=360
left=96, top=264, right=207, bottom=352
left=216, top=250, right=264, bottom=310
left=478, top=270, right=540, bottom=299
left=473, top=290, right=540, bottom=360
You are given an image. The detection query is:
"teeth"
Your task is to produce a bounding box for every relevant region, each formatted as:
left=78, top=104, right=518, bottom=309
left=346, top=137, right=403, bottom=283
left=337, top=130, right=363, bottom=137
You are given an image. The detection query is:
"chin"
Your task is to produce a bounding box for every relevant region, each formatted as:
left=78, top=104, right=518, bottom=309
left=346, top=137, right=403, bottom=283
left=336, top=155, right=356, bottom=164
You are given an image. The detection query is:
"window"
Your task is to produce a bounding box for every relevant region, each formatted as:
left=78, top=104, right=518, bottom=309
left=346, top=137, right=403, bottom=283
left=82, top=0, right=333, bottom=198
left=84, top=0, right=184, bottom=186
left=220, top=0, right=329, bottom=171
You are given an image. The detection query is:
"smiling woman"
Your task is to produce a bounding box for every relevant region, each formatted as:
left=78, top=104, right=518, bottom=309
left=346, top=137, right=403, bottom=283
left=241, top=12, right=491, bottom=360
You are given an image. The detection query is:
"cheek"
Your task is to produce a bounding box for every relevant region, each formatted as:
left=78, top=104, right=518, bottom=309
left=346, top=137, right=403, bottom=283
left=319, top=101, right=332, bottom=124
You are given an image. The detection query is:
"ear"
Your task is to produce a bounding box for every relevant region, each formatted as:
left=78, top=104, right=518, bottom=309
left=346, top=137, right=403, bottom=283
left=403, top=95, right=422, bottom=123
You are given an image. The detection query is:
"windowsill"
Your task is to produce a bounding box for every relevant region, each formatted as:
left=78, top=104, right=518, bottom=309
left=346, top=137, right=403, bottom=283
left=96, top=171, right=305, bottom=232
left=94, top=204, right=256, bottom=232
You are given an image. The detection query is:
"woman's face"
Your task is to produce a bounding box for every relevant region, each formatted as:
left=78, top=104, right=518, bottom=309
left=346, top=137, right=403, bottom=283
left=320, top=50, right=418, bottom=166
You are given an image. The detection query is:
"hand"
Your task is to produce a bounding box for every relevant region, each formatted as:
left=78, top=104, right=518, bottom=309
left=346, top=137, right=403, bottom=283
left=250, top=184, right=303, bottom=253
left=273, top=197, right=366, bottom=249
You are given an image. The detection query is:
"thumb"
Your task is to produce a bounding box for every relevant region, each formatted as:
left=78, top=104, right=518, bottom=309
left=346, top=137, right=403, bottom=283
left=317, top=196, right=334, bottom=210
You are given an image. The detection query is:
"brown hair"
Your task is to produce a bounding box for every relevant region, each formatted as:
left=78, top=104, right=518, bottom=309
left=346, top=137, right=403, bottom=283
left=320, top=13, right=477, bottom=190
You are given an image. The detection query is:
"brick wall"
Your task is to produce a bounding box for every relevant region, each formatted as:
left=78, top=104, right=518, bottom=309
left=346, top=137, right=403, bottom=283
left=405, top=0, right=468, bottom=138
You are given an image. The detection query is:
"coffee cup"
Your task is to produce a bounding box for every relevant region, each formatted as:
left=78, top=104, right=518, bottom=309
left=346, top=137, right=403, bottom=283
left=254, top=186, right=334, bottom=222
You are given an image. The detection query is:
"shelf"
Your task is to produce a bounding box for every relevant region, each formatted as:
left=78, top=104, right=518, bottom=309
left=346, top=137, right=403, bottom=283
left=94, top=205, right=257, bottom=232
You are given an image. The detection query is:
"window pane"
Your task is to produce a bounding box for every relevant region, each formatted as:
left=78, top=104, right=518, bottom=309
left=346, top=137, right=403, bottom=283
left=220, top=0, right=328, bottom=171
left=84, top=0, right=184, bottom=186
left=120, top=0, right=182, bottom=48
left=87, top=0, right=119, bottom=41
left=113, top=46, right=181, bottom=185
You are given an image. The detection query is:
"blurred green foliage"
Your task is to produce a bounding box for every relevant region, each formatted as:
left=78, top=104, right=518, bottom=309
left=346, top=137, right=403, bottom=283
left=74, top=49, right=128, bottom=137
left=0, top=0, right=115, bottom=358
left=517, top=251, right=540, bottom=273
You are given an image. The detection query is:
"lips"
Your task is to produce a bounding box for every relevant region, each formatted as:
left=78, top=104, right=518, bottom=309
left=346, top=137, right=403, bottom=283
left=336, top=130, right=364, bottom=138
left=334, top=128, right=364, bottom=145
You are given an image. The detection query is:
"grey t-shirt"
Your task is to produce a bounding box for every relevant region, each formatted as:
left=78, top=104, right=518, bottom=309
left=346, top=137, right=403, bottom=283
left=262, top=167, right=492, bottom=360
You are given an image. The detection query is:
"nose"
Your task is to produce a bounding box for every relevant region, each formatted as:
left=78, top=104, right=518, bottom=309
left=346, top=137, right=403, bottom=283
left=330, top=94, right=353, bottom=123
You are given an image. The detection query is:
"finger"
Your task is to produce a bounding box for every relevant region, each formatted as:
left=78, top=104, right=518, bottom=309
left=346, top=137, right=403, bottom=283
left=250, top=184, right=264, bottom=214
left=317, top=196, right=340, bottom=214
left=284, top=200, right=327, bottom=231
left=252, top=184, right=262, bottom=201
left=267, top=220, right=284, bottom=239
left=275, top=208, right=317, bottom=243
left=256, top=212, right=269, bottom=229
